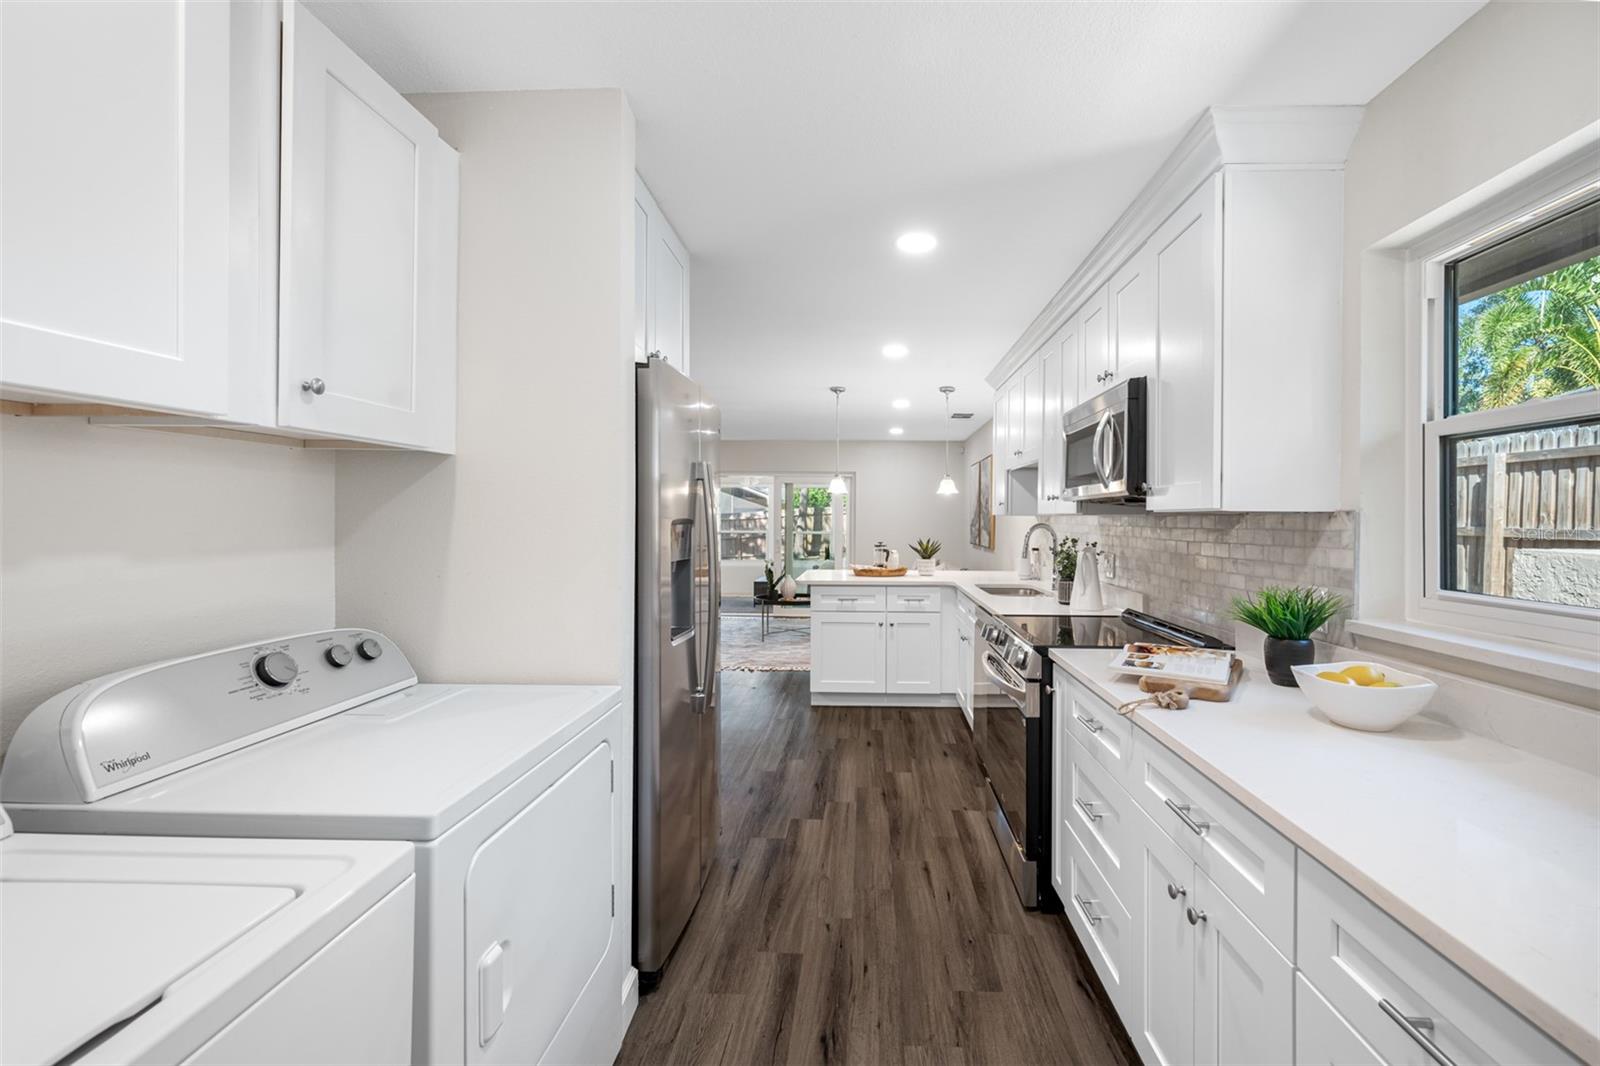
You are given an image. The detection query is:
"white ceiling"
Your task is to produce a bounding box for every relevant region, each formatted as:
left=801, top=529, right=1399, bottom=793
left=307, top=0, right=1482, bottom=441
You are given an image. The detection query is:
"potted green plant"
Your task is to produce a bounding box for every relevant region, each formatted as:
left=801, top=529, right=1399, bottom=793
left=1229, top=586, right=1347, bottom=686
left=1052, top=537, right=1082, bottom=604
left=909, top=537, right=942, bottom=576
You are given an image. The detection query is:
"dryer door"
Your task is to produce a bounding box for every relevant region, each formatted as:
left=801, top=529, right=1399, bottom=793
left=464, top=739, right=615, bottom=1064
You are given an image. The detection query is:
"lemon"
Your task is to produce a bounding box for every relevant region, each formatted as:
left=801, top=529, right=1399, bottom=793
left=1370, top=680, right=1401, bottom=688
left=1315, top=671, right=1354, bottom=684
left=1339, top=664, right=1386, bottom=686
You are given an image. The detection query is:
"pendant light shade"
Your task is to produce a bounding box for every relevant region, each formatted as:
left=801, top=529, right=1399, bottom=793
left=936, top=386, right=959, bottom=496
left=828, top=386, right=847, bottom=495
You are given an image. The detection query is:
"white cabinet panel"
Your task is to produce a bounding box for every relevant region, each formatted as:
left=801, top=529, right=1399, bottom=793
left=1039, top=316, right=1079, bottom=514
left=1192, top=869, right=1293, bottom=1066
left=810, top=586, right=887, bottom=612
left=810, top=614, right=885, bottom=694
left=1149, top=176, right=1223, bottom=512
left=279, top=2, right=458, bottom=452
left=1110, top=245, right=1156, bottom=389
left=1135, top=809, right=1197, bottom=1066
left=955, top=609, right=976, bottom=727
left=1064, top=834, right=1138, bottom=1019
left=634, top=199, right=650, bottom=363
left=1064, top=736, right=1139, bottom=907
left=1061, top=675, right=1134, bottom=779
left=2, top=0, right=230, bottom=414
left=1296, top=974, right=1385, bottom=1066
left=1080, top=284, right=1112, bottom=395
left=1005, top=374, right=1026, bottom=467
left=1020, top=357, right=1043, bottom=463
left=636, top=176, right=691, bottom=378
left=885, top=612, right=941, bottom=695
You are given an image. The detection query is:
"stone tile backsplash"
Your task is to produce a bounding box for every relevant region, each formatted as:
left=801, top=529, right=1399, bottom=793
left=1040, top=511, right=1357, bottom=639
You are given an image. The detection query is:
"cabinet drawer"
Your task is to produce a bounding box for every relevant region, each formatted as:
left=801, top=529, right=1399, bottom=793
left=1063, top=735, right=1138, bottom=906
left=1130, top=732, right=1294, bottom=958
left=1059, top=677, right=1134, bottom=778
left=810, top=586, right=887, bottom=612
left=1298, top=856, right=1578, bottom=1066
left=1296, top=973, right=1383, bottom=1066
left=1063, top=832, right=1136, bottom=1018
left=887, top=588, right=941, bottom=612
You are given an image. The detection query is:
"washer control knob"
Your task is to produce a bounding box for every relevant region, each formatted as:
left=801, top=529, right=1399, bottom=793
left=254, top=651, right=299, bottom=688
left=325, top=644, right=353, bottom=668
left=356, top=637, right=383, bottom=661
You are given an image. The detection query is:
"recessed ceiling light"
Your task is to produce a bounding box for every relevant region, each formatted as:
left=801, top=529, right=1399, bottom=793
left=891, top=398, right=910, bottom=410
left=896, top=231, right=937, bottom=255
left=888, top=426, right=904, bottom=436
left=882, top=343, right=909, bottom=359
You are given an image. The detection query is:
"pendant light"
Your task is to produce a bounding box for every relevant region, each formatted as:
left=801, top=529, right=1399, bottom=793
left=827, top=386, right=848, bottom=495
left=936, top=386, right=959, bottom=496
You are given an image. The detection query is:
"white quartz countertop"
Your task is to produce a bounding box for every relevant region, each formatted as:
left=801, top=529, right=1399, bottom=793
left=795, top=568, right=1134, bottom=617
left=1049, top=647, right=1600, bottom=1062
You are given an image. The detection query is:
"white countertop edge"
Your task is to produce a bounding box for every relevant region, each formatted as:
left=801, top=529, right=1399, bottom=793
left=793, top=569, right=1137, bottom=617
left=1048, top=648, right=1598, bottom=1063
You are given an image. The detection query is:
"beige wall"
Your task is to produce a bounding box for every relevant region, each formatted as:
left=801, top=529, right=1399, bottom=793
left=718, top=439, right=969, bottom=581
left=335, top=90, right=636, bottom=687
left=0, top=420, right=335, bottom=754
left=1342, top=0, right=1600, bottom=618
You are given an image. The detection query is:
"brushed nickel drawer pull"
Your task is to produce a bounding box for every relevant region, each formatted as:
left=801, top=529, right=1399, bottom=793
left=1073, top=712, right=1103, bottom=734
left=1074, top=797, right=1103, bottom=821
left=1164, top=798, right=1210, bottom=836
left=1073, top=894, right=1103, bottom=925
left=1379, top=1000, right=1456, bottom=1066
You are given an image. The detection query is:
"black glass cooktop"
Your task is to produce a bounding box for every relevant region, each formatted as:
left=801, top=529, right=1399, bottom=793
left=998, top=609, right=1231, bottom=651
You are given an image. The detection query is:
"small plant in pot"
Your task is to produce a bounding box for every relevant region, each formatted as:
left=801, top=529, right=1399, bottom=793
left=1052, top=538, right=1084, bottom=604
left=909, top=538, right=942, bottom=576
left=1229, top=586, right=1347, bottom=686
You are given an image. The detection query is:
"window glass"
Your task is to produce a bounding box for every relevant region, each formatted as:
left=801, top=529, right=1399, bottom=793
left=1450, top=201, right=1599, bottom=415
left=1442, top=417, right=1600, bottom=609
left=784, top=484, right=847, bottom=573
left=718, top=475, right=771, bottom=562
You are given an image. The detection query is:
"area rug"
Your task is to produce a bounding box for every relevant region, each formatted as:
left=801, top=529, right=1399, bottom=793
left=719, top=613, right=809, bottom=671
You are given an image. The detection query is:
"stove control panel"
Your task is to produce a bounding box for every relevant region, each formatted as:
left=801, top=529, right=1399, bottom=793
left=0, top=629, right=417, bottom=805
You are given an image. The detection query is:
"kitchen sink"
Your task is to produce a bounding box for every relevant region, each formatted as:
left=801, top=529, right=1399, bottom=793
left=976, top=585, right=1047, bottom=597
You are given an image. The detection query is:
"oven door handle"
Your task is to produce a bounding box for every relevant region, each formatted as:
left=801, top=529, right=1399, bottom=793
left=981, top=652, right=1029, bottom=703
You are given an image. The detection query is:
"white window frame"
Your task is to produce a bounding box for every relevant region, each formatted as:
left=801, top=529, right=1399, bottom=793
left=1405, top=158, right=1600, bottom=652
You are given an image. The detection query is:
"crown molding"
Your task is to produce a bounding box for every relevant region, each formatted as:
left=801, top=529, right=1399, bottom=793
left=985, top=105, right=1364, bottom=389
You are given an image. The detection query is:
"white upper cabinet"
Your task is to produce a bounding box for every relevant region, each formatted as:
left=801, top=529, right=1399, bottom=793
left=1038, top=318, right=1079, bottom=515
left=1, top=0, right=231, bottom=415
left=1148, top=176, right=1222, bottom=511
left=279, top=2, right=459, bottom=452
left=986, top=107, right=1361, bottom=512
left=635, top=176, right=691, bottom=378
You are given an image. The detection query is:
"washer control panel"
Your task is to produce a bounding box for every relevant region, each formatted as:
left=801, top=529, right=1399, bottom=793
left=1, top=629, right=417, bottom=803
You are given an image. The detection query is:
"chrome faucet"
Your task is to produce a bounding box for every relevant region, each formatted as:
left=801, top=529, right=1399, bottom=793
left=1019, top=522, right=1058, bottom=582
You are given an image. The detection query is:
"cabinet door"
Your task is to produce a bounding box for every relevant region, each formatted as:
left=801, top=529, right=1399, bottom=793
left=1149, top=176, right=1222, bottom=512
left=1005, top=375, right=1026, bottom=467
left=2, top=0, right=230, bottom=414
left=1020, top=356, right=1043, bottom=462
left=885, top=612, right=941, bottom=695
left=1133, top=813, right=1196, bottom=1066
left=1080, top=284, right=1112, bottom=395
left=810, top=614, right=885, bottom=694
left=992, top=393, right=1008, bottom=514
left=649, top=212, right=690, bottom=378
left=1192, top=869, right=1293, bottom=1066
left=278, top=2, right=460, bottom=452
left=1111, top=244, right=1156, bottom=390
left=1050, top=683, right=1070, bottom=898
left=1039, top=317, right=1080, bottom=514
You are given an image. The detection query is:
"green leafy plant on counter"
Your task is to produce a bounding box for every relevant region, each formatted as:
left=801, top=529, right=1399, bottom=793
left=1053, top=537, right=1094, bottom=583
left=909, top=538, right=943, bottom=560
left=1229, top=586, right=1347, bottom=641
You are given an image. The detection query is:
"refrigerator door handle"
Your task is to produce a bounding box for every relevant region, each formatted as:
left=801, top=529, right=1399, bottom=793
left=691, top=461, right=719, bottom=713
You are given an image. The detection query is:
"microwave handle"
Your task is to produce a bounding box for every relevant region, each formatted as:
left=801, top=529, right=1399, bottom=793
left=1091, top=412, right=1112, bottom=487
left=1101, top=414, right=1124, bottom=485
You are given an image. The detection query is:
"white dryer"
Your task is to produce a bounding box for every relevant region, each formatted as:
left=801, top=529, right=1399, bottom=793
left=0, top=629, right=636, bottom=1066
left=0, top=805, right=415, bottom=1065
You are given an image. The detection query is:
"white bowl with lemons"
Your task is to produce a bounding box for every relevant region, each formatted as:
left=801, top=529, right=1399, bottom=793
left=1291, top=661, right=1438, bottom=732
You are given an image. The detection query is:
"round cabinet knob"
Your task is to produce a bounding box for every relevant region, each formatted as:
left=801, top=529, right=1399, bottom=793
left=300, top=377, right=326, bottom=396
left=1186, top=906, right=1207, bottom=926
left=325, top=644, right=353, bottom=668
left=355, top=637, right=383, bottom=661
left=254, top=651, right=299, bottom=688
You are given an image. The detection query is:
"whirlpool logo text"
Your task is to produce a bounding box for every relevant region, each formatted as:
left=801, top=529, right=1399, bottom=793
left=100, top=751, right=152, bottom=775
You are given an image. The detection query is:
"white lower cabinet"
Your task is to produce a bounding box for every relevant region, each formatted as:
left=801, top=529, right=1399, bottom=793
left=1192, top=867, right=1293, bottom=1065
left=810, top=613, right=885, bottom=694
left=1296, top=973, right=1384, bottom=1066
left=886, top=613, right=941, bottom=695
left=1133, top=806, right=1196, bottom=1066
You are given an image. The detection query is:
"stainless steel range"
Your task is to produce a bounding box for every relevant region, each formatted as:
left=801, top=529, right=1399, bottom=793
left=971, top=608, right=1230, bottom=908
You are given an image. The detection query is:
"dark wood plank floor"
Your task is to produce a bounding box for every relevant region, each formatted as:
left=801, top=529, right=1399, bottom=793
left=618, top=670, right=1138, bottom=1066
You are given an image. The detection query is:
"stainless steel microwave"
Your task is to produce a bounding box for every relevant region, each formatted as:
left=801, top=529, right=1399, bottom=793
left=1061, top=376, right=1147, bottom=504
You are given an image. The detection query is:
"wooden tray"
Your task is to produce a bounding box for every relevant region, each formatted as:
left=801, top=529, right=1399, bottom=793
left=1138, top=657, right=1244, bottom=702
left=850, top=565, right=908, bottom=577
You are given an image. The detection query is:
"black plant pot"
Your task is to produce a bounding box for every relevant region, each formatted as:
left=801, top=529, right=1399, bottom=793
left=1263, top=637, right=1315, bottom=686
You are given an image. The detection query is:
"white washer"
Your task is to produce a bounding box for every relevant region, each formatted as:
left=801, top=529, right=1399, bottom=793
left=0, top=805, right=415, bottom=1066
left=1, top=629, right=635, bottom=1066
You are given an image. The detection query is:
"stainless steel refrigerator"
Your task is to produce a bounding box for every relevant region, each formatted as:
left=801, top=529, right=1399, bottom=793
left=634, top=356, right=720, bottom=988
